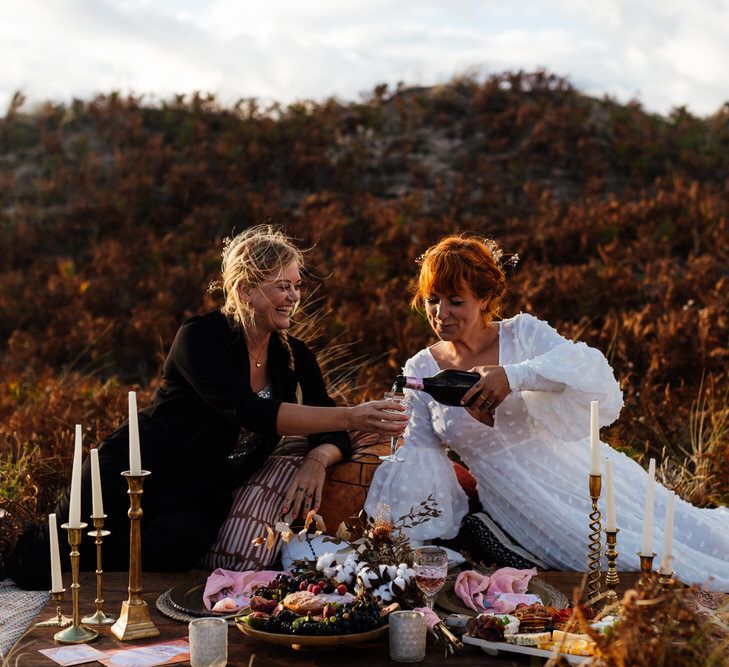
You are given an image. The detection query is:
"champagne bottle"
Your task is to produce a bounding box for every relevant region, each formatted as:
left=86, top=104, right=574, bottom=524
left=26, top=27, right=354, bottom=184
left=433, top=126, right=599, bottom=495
left=395, top=370, right=480, bottom=406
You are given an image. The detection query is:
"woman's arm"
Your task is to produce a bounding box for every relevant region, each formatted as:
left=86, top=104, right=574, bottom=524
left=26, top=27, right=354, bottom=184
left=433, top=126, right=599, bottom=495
left=280, top=444, right=343, bottom=519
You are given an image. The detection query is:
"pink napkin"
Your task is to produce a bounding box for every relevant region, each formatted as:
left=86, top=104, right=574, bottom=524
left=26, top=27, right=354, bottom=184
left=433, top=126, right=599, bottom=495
left=454, top=567, right=538, bottom=612
left=412, top=607, right=442, bottom=631
left=454, top=570, right=491, bottom=612
left=203, top=569, right=286, bottom=610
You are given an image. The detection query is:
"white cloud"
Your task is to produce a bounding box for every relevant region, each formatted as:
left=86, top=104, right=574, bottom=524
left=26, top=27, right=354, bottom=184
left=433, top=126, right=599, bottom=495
left=1, top=0, right=728, bottom=115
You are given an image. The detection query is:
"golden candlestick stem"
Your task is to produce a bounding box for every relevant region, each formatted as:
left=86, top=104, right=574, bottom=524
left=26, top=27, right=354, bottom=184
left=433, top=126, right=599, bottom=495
left=586, top=474, right=603, bottom=603
left=36, top=590, right=72, bottom=628
left=111, top=471, right=160, bottom=641
left=637, top=552, right=656, bottom=588
left=82, top=515, right=116, bottom=625
left=603, top=529, right=620, bottom=608
left=54, top=524, right=98, bottom=644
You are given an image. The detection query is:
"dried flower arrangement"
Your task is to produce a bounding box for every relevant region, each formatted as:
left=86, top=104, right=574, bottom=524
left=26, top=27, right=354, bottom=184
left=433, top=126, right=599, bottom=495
left=548, top=579, right=729, bottom=667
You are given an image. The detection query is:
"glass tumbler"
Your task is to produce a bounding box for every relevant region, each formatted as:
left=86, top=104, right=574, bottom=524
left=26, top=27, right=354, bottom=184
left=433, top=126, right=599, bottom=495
left=389, top=610, right=426, bottom=662
left=188, top=617, right=228, bottom=667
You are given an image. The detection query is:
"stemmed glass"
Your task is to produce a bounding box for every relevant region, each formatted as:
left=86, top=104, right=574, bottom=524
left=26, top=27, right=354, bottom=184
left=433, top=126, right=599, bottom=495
left=413, top=546, right=449, bottom=610
left=378, top=391, right=411, bottom=463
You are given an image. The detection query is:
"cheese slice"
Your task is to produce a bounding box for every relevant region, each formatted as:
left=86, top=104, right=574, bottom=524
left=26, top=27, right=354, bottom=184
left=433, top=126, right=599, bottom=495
left=504, top=631, right=552, bottom=646
left=552, top=630, right=593, bottom=644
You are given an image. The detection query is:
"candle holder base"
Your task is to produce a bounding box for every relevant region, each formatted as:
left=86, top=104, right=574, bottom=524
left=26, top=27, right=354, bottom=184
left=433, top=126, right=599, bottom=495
left=82, top=609, right=117, bottom=625
left=37, top=614, right=73, bottom=628
left=111, top=600, right=160, bottom=641
left=53, top=624, right=98, bottom=645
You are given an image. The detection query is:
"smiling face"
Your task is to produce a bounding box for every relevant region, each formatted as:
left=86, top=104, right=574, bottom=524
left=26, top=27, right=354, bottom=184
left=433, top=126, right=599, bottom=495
left=242, top=260, right=302, bottom=333
left=424, top=288, right=489, bottom=342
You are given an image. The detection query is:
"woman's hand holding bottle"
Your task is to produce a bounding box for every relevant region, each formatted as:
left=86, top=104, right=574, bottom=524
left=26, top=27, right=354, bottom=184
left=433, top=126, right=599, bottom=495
left=461, top=365, right=510, bottom=426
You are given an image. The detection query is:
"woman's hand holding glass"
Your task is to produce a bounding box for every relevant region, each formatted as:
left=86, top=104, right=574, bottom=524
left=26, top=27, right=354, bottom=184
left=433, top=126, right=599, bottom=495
left=348, top=399, right=409, bottom=435
left=413, top=546, right=449, bottom=610
left=378, top=392, right=412, bottom=463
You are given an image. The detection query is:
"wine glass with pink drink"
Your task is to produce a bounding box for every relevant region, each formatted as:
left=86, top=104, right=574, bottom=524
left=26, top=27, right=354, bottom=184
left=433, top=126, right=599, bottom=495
left=413, top=546, right=449, bottom=610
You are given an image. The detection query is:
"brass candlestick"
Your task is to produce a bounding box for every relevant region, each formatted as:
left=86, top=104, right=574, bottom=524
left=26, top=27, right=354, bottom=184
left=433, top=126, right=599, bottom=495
left=586, top=473, right=603, bottom=603
left=36, top=590, right=72, bottom=628
left=54, top=524, right=98, bottom=644
left=658, top=570, right=676, bottom=590
left=82, top=515, right=116, bottom=625
left=111, top=471, right=160, bottom=641
left=638, top=552, right=656, bottom=588
left=604, top=529, right=620, bottom=607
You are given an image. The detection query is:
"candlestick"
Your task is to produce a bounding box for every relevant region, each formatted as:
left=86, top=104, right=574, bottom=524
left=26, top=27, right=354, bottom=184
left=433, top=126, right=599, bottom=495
left=658, top=570, right=677, bottom=590
left=586, top=473, right=602, bottom=603
left=589, top=400, right=600, bottom=475
left=604, top=529, right=620, bottom=608
left=660, top=492, right=675, bottom=575
left=111, top=470, right=159, bottom=641
left=54, top=523, right=98, bottom=644
left=638, top=552, right=656, bottom=588
left=128, top=392, right=142, bottom=476
left=37, top=590, right=72, bottom=628
left=604, top=459, right=617, bottom=532
left=640, top=458, right=656, bottom=556
left=68, top=425, right=83, bottom=528
left=90, top=449, right=104, bottom=518
left=82, top=515, right=116, bottom=626
left=49, top=513, right=64, bottom=593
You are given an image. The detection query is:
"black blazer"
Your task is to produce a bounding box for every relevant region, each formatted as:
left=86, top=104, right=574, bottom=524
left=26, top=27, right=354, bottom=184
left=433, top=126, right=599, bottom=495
left=98, top=310, right=350, bottom=517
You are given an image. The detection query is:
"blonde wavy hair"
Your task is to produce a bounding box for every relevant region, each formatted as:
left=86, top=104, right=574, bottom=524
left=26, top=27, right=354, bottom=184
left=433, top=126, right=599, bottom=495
left=217, top=224, right=304, bottom=369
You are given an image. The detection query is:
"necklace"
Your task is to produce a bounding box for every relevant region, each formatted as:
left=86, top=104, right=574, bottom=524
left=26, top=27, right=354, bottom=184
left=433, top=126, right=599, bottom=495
left=249, top=345, right=266, bottom=368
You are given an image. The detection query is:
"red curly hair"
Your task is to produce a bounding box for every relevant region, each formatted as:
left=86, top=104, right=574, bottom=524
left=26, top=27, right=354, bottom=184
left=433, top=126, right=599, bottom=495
left=411, top=234, right=507, bottom=323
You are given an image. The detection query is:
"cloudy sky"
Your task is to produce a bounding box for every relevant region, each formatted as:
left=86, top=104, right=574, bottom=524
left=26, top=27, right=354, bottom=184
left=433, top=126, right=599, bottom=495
left=2, top=0, right=729, bottom=116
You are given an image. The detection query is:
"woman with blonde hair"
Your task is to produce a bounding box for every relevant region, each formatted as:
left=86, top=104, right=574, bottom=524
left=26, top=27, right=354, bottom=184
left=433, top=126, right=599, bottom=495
left=7, top=225, right=406, bottom=588
left=366, top=233, right=729, bottom=590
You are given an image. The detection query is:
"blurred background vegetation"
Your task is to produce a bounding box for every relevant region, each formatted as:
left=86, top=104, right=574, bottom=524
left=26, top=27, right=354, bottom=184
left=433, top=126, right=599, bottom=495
left=1, top=70, right=727, bottom=518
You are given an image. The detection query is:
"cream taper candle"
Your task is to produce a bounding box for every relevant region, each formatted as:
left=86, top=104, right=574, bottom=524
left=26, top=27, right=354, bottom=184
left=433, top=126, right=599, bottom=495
left=640, top=458, right=656, bottom=555
left=128, top=391, right=142, bottom=475
left=90, top=448, right=104, bottom=517
left=660, top=491, right=676, bottom=574
left=68, top=425, right=83, bottom=527
left=604, top=458, right=617, bottom=531
left=49, top=513, right=63, bottom=593
left=589, top=400, right=601, bottom=475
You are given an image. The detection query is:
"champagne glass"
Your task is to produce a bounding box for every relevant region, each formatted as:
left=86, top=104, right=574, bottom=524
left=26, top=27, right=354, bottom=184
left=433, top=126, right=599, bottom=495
left=378, top=391, right=411, bottom=463
left=413, top=546, right=448, bottom=610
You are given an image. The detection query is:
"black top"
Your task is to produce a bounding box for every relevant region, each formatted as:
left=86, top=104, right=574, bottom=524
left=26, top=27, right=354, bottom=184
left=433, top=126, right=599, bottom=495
left=99, top=310, right=350, bottom=516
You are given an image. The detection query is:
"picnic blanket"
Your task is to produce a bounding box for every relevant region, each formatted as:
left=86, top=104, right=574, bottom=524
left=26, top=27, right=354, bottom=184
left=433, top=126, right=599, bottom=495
left=0, top=578, right=49, bottom=657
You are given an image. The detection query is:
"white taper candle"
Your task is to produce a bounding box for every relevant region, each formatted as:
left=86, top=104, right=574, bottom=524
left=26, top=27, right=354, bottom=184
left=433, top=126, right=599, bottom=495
left=661, top=492, right=676, bottom=574
left=48, top=513, right=63, bottom=593
left=589, top=400, right=601, bottom=475
left=640, top=458, right=656, bottom=555
left=604, top=458, right=617, bottom=531
left=68, top=424, right=83, bottom=527
left=128, top=391, right=142, bottom=475
left=90, top=448, right=104, bottom=517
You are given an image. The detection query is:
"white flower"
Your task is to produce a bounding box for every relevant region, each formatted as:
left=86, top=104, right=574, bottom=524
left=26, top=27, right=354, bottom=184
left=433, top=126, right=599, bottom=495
left=323, top=566, right=337, bottom=578
left=316, top=553, right=336, bottom=570
left=392, top=576, right=406, bottom=592
left=386, top=565, right=397, bottom=579
left=378, top=564, right=388, bottom=577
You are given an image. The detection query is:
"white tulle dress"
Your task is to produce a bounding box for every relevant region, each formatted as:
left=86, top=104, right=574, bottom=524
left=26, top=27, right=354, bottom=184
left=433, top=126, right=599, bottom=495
left=365, top=313, right=729, bottom=591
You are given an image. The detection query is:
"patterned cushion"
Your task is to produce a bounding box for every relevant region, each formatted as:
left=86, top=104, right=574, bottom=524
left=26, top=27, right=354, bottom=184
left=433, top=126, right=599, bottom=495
left=201, top=455, right=302, bottom=571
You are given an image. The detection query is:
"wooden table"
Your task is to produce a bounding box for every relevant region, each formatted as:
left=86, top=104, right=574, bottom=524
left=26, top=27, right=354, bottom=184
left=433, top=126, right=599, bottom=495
left=8, top=571, right=639, bottom=666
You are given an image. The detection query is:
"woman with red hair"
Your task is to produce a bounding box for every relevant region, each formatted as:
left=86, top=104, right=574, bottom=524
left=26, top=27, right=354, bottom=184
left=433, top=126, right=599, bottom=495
left=365, top=233, right=729, bottom=590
